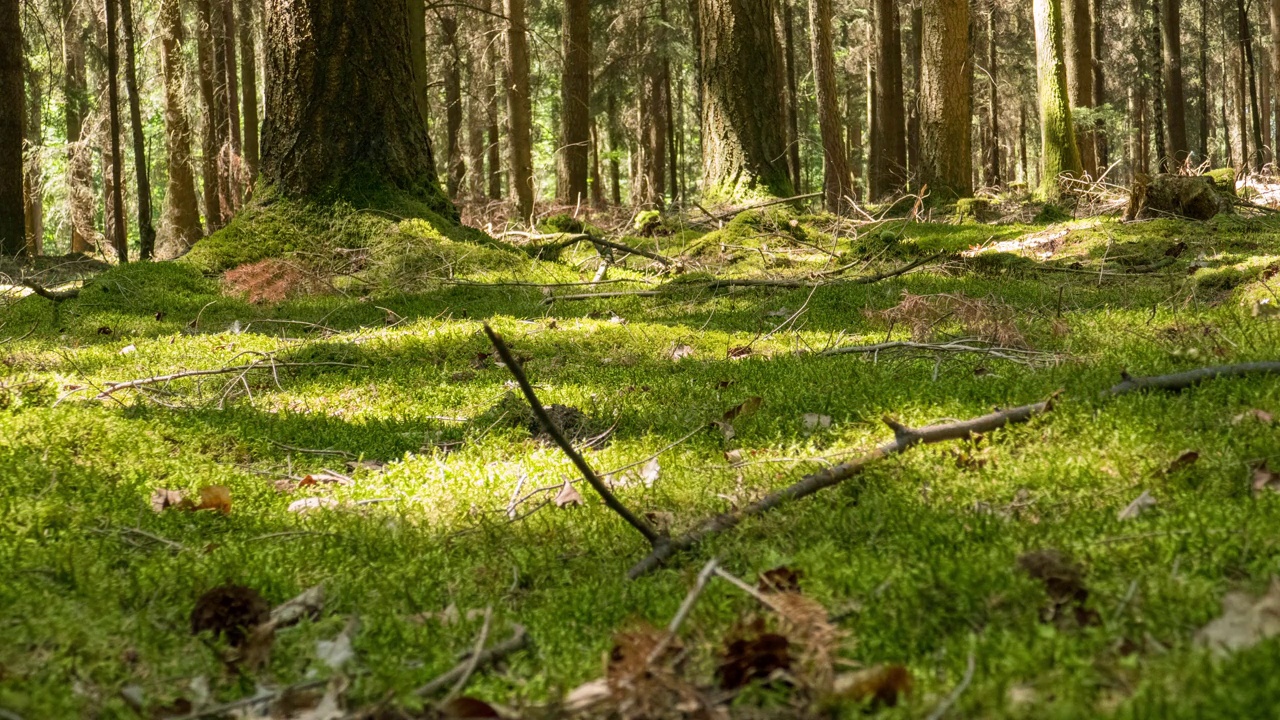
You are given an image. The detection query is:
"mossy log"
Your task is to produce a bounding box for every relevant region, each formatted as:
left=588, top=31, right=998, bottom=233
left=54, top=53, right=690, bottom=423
left=1125, top=173, right=1233, bottom=221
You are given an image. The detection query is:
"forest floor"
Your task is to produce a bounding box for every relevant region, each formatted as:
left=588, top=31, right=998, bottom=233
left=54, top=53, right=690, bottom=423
left=3, top=202, right=1280, bottom=718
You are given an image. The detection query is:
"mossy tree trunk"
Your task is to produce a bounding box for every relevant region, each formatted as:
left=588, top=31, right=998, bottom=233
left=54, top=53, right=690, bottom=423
left=557, top=0, right=590, bottom=204
left=1161, top=0, right=1189, bottom=166
left=62, top=1, right=96, bottom=252
left=503, top=0, right=535, bottom=219
left=0, top=0, right=22, bottom=256
left=238, top=0, right=259, bottom=179
left=698, top=0, right=794, bottom=200
left=260, top=0, right=451, bottom=216
left=808, top=0, right=853, bottom=212
left=1034, top=0, right=1083, bottom=200
left=919, top=0, right=973, bottom=199
left=158, top=0, right=203, bottom=256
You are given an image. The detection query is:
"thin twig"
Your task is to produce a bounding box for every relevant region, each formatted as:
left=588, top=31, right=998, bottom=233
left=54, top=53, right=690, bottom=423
left=415, top=624, right=529, bottom=697
left=95, top=360, right=367, bottom=399
left=925, top=651, right=977, bottom=720
left=484, top=324, right=661, bottom=546
left=647, top=559, right=720, bottom=665
left=445, top=606, right=493, bottom=701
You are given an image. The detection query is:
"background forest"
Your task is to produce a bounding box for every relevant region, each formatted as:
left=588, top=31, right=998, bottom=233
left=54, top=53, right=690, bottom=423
left=7, top=0, right=1280, bottom=718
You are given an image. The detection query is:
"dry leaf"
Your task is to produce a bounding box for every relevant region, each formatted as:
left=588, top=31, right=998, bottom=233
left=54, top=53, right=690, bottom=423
left=1253, top=460, right=1280, bottom=496
left=758, top=566, right=803, bottom=594
left=440, top=696, right=501, bottom=718
left=288, top=497, right=338, bottom=514
left=832, top=664, right=913, bottom=708
left=639, top=458, right=661, bottom=487
left=716, top=618, right=792, bottom=690
left=802, top=413, right=832, bottom=431
left=1234, top=409, right=1275, bottom=425
left=270, top=585, right=325, bottom=627
left=1167, top=451, right=1200, bottom=474
left=315, top=617, right=358, bottom=670
left=723, top=396, right=763, bottom=422
left=669, top=344, right=695, bottom=360
left=563, top=678, right=611, bottom=713
left=1017, top=549, right=1101, bottom=627
left=119, top=344, right=137, bottom=355
left=190, top=584, right=270, bottom=647
left=724, top=449, right=744, bottom=466
left=712, top=420, right=736, bottom=441
left=151, top=488, right=185, bottom=512
left=727, top=346, right=753, bottom=359
left=1196, top=579, right=1280, bottom=655
left=300, top=472, right=352, bottom=488
left=195, top=485, right=232, bottom=514
left=1117, top=490, right=1157, bottom=521
left=554, top=481, right=584, bottom=508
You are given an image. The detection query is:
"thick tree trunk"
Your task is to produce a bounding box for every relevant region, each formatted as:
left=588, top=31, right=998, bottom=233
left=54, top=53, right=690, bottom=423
left=260, top=0, right=450, bottom=215
left=195, top=0, right=226, bottom=230
left=0, top=0, right=22, bottom=256
left=484, top=3, right=501, bottom=201
left=983, top=1, right=1000, bottom=188
left=919, top=0, right=973, bottom=199
left=698, top=0, right=794, bottom=199
left=558, top=0, right=590, bottom=204
left=63, top=2, right=96, bottom=252
left=466, top=33, right=487, bottom=201
left=907, top=6, right=922, bottom=179
left=1063, top=0, right=1096, bottom=176
left=1161, top=0, right=1189, bottom=166
left=503, top=0, right=535, bottom=218
left=1239, top=0, right=1264, bottom=169
left=158, top=0, right=203, bottom=256
left=1200, top=0, right=1210, bottom=160
left=808, top=0, right=852, bottom=212
left=120, top=0, right=155, bottom=259
left=1090, top=0, right=1107, bottom=167
left=1034, top=0, right=1084, bottom=200
left=1151, top=0, right=1166, bottom=171
left=1272, top=0, right=1280, bottom=160
left=441, top=13, right=465, bottom=198
left=871, top=0, right=907, bottom=198
left=238, top=0, right=259, bottom=179
left=105, top=0, right=129, bottom=261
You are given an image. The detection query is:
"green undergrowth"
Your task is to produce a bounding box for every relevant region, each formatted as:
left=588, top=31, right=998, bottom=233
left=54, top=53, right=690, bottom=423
left=6, top=210, right=1280, bottom=717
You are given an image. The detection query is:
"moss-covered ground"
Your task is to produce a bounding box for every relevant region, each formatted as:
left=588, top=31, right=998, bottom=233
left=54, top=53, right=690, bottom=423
left=3, top=206, right=1280, bottom=718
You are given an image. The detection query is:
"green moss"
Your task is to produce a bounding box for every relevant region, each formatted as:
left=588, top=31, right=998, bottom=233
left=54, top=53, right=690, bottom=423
left=539, top=214, right=585, bottom=235
left=633, top=210, right=662, bottom=236
left=954, top=197, right=995, bottom=224
left=1033, top=203, right=1073, bottom=224
left=1206, top=168, right=1238, bottom=197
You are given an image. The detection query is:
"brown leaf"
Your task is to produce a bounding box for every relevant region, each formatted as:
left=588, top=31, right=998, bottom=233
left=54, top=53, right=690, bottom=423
left=150, top=488, right=185, bottom=512
left=832, top=664, right=913, bottom=708
left=1252, top=460, right=1280, bottom=496
left=1234, top=409, right=1275, bottom=425
left=716, top=618, right=792, bottom=690
left=727, top=345, right=753, bottom=359
left=608, top=623, right=683, bottom=681
left=1117, top=490, right=1157, bottom=521
left=194, top=485, right=232, bottom=514
left=270, top=584, right=325, bottom=627
left=712, top=420, right=736, bottom=441
left=1196, top=579, right=1280, bottom=655
left=758, top=566, right=803, bottom=594
left=722, top=396, right=763, bottom=422
left=440, top=697, right=501, bottom=718
left=1167, top=451, right=1200, bottom=474
left=300, top=471, right=352, bottom=488
left=1017, top=549, right=1100, bottom=627
left=554, top=481, right=583, bottom=508
left=471, top=352, right=492, bottom=369
left=97, top=326, right=113, bottom=335
left=669, top=344, right=695, bottom=360
left=190, top=584, right=270, bottom=647
left=235, top=621, right=276, bottom=671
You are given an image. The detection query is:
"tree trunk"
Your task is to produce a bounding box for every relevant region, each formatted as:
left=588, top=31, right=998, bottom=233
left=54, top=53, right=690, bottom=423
left=871, top=0, right=907, bottom=198
left=63, top=2, right=96, bottom=252
left=983, top=1, right=1000, bottom=187
left=1161, top=0, right=1189, bottom=166
left=441, top=13, right=465, bottom=198
left=1201, top=0, right=1211, bottom=161
left=1063, top=0, right=1096, bottom=176
left=157, top=0, right=202, bottom=256
left=195, top=0, right=225, bottom=230
left=783, top=1, right=802, bottom=194
left=119, top=0, right=155, bottom=259
left=698, top=0, right=794, bottom=199
left=503, top=0, right=535, bottom=218
left=1019, top=100, right=1029, bottom=184
left=1239, top=0, right=1264, bottom=169
left=1150, top=0, right=1166, bottom=171
left=808, top=0, right=852, bottom=212
left=466, top=30, right=487, bottom=201
left=104, top=0, right=129, bottom=261
left=219, top=0, right=241, bottom=155
left=1034, top=0, right=1084, bottom=199
left=919, top=0, right=973, bottom=198
left=907, top=6, right=922, bottom=179
left=1272, top=0, right=1280, bottom=161
left=558, top=0, right=590, bottom=204
left=1090, top=0, right=1107, bottom=167
left=607, top=91, right=621, bottom=204
left=23, top=58, right=43, bottom=256
left=260, top=0, right=450, bottom=215
left=238, top=0, right=259, bottom=180
left=0, top=0, right=22, bottom=256
left=484, top=2, right=501, bottom=201
left=666, top=60, right=680, bottom=203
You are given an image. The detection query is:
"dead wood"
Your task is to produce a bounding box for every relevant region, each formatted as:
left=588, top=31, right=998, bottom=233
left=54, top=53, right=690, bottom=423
left=1104, top=362, right=1280, bottom=396
left=819, top=339, right=1054, bottom=366
left=95, top=360, right=367, bottom=399
left=414, top=624, right=530, bottom=697
left=628, top=399, right=1053, bottom=578
left=514, top=231, right=675, bottom=266
left=483, top=324, right=662, bottom=546
left=20, top=281, right=81, bottom=301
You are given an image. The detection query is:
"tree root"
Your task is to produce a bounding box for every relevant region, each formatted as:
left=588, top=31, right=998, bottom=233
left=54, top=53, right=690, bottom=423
left=1105, top=362, right=1280, bottom=396
left=627, top=399, right=1055, bottom=578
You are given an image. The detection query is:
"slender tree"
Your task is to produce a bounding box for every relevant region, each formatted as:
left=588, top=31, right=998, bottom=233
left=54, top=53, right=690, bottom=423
left=23, top=55, right=43, bottom=256
left=104, top=0, right=128, bottom=261
left=238, top=0, right=259, bottom=179
left=504, top=0, right=535, bottom=218
left=157, top=0, right=202, bottom=256
left=1272, top=0, right=1280, bottom=158
left=984, top=0, right=1001, bottom=187
left=1162, top=0, right=1189, bottom=166
left=1034, top=0, right=1083, bottom=199
left=441, top=12, right=465, bottom=198
left=919, top=0, right=973, bottom=198
left=1063, top=0, right=1096, bottom=176
left=195, top=0, right=225, bottom=229
left=63, top=0, right=96, bottom=252
left=783, top=1, right=801, bottom=193
left=120, top=0, right=156, bottom=259
left=808, top=0, right=853, bottom=211
left=698, top=0, right=793, bottom=199
left=0, top=0, right=22, bottom=256
left=558, top=0, right=591, bottom=204
left=260, top=0, right=452, bottom=216
left=871, top=0, right=907, bottom=197
left=1238, top=0, right=1264, bottom=169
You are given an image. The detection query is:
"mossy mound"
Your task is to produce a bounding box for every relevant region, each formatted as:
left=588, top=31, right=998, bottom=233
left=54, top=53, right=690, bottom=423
left=539, top=214, right=586, bottom=235
left=1206, top=168, right=1238, bottom=197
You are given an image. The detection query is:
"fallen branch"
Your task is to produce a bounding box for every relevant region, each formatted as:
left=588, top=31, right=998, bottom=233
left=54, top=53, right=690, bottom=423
left=819, top=339, right=1054, bottom=367
left=95, top=360, right=366, bottom=399
left=628, top=398, right=1053, bottom=578
left=1104, top=362, right=1280, bottom=396
left=20, top=281, right=80, bottom=301
left=415, top=624, right=530, bottom=697
left=706, top=191, right=824, bottom=221
left=519, top=231, right=675, bottom=266
left=483, top=324, right=662, bottom=546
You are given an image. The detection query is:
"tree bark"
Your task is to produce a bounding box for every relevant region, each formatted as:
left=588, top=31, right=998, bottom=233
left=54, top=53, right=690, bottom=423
left=808, top=0, right=852, bottom=212
left=1200, top=0, right=1210, bottom=161
left=1161, top=0, right=1189, bottom=166
left=23, top=56, right=43, bottom=256
left=484, top=1, right=501, bottom=200
left=907, top=6, right=922, bottom=179
left=1272, top=0, right=1280, bottom=161
left=0, top=0, right=22, bottom=256
left=783, top=1, right=802, bottom=194
left=984, top=0, right=1001, bottom=187
left=1239, top=0, right=1264, bottom=169
left=698, top=0, right=794, bottom=199
left=158, top=0, right=203, bottom=256
left=1034, top=0, right=1084, bottom=200
left=871, top=0, right=907, bottom=198
left=1062, top=0, right=1096, bottom=176
left=219, top=0, right=241, bottom=156
left=409, top=0, right=428, bottom=129
left=195, top=0, right=226, bottom=230
left=919, top=0, right=973, bottom=199
left=1090, top=0, right=1107, bottom=167
left=558, top=0, right=590, bottom=204
left=104, top=0, right=129, bottom=261
left=238, top=0, right=259, bottom=179
left=63, top=1, right=96, bottom=252
left=607, top=91, right=621, bottom=204
left=503, top=0, right=535, bottom=218
left=260, top=0, right=451, bottom=215
left=441, top=13, right=465, bottom=198
left=120, top=0, right=156, bottom=259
